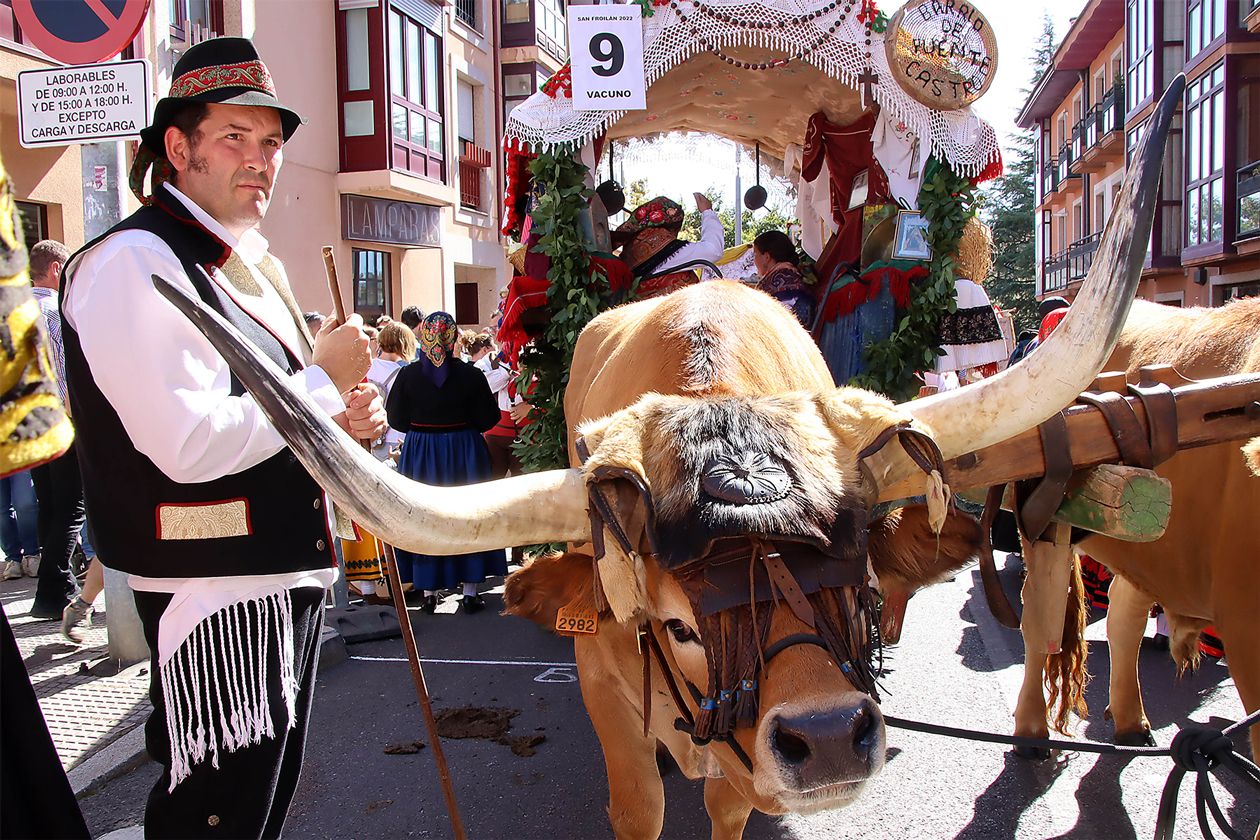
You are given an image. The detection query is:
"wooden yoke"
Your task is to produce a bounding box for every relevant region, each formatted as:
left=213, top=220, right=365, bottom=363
left=881, top=367, right=1260, bottom=509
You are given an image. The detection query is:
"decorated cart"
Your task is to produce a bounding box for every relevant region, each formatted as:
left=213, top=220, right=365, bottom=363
left=497, top=0, right=1009, bottom=472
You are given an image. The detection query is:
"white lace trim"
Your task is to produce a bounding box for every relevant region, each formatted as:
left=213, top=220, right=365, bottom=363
left=503, top=0, right=1001, bottom=175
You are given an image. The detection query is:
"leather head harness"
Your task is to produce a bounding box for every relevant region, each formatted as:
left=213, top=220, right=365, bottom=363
left=574, top=424, right=944, bottom=772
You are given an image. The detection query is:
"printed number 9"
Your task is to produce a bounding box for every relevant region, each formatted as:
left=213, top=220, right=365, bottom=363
left=590, top=33, right=624, bottom=77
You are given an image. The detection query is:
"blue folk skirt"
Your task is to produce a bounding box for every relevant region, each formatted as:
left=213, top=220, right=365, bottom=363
left=393, top=428, right=508, bottom=591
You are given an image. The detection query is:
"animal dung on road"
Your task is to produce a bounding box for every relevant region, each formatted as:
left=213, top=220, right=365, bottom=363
left=385, top=706, right=549, bottom=757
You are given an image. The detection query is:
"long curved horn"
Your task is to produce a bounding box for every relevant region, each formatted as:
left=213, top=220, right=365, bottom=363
left=152, top=274, right=591, bottom=554
left=901, top=75, right=1185, bottom=466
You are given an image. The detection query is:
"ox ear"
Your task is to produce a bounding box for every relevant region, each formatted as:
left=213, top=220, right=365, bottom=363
left=575, top=400, right=651, bottom=477
left=868, top=505, right=981, bottom=593
left=503, top=552, right=600, bottom=629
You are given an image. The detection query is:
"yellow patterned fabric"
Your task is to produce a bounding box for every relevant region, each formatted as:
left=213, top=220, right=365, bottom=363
left=340, top=524, right=383, bottom=581
left=0, top=156, right=73, bottom=477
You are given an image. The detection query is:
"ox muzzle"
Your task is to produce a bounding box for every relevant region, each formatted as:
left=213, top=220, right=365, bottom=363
left=580, top=435, right=893, bottom=795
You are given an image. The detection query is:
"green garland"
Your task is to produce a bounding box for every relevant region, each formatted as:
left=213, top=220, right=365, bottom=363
left=852, top=160, right=977, bottom=401
left=513, top=149, right=604, bottom=474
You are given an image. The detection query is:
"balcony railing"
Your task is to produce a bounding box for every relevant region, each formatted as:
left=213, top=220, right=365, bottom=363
left=1071, top=123, right=1084, bottom=162
left=1082, top=84, right=1126, bottom=152
left=1041, top=158, right=1059, bottom=199
left=1055, top=145, right=1072, bottom=186
left=1238, top=160, right=1260, bottom=238
left=1068, top=231, right=1101, bottom=280
left=1042, top=232, right=1102, bottom=293
left=1043, top=249, right=1069, bottom=293
left=455, top=0, right=476, bottom=28
left=458, top=139, right=492, bottom=210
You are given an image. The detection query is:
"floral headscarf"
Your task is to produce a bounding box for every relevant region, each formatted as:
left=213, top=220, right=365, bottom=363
left=419, top=312, right=458, bottom=367
left=416, top=312, right=459, bottom=388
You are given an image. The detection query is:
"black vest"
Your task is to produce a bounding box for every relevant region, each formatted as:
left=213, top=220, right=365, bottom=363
left=61, top=190, right=335, bottom=579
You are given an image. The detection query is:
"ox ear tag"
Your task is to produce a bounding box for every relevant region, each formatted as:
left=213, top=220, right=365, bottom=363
left=556, top=602, right=599, bottom=635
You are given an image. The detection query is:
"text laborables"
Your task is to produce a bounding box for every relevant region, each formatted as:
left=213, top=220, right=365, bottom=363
left=42, top=68, right=118, bottom=86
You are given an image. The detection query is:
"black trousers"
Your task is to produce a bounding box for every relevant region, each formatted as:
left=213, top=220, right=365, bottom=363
left=30, top=445, right=85, bottom=614
left=134, top=586, right=325, bottom=839
left=0, top=605, right=89, bottom=839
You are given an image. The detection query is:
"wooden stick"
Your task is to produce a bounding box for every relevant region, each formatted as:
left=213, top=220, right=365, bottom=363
left=321, top=246, right=348, bottom=323
left=379, top=544, right=467, bottom=840
left=321, top=249, right=466, bottom=840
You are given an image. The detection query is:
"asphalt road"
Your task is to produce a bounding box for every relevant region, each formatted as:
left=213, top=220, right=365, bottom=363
left=81, top=555, right=1257, bottom=839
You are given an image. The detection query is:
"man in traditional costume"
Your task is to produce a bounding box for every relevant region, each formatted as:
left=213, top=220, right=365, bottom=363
left=614, top=193, right=724, bottom=298
left=59, top=38, right=385, bottom=838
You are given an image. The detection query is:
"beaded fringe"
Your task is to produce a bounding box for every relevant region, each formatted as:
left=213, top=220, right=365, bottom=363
left=159, top=591, right=298, bottom=791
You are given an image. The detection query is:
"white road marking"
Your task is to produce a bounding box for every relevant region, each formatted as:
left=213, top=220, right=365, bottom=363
left=350, top=655, right=577, bottom=667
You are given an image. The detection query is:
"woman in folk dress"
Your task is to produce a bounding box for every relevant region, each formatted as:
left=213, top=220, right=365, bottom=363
left=386, top=312, right=503, bottom=613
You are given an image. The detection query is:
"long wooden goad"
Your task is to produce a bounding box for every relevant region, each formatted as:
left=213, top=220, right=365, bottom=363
left=320, top=248, right=467, bottom=840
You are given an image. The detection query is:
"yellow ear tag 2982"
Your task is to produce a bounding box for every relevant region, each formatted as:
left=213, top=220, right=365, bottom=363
left=556, top=604, right=598, bottom=635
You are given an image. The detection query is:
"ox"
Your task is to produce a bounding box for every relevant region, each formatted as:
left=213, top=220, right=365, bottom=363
left=156, top=78, right=1179, bottom=840
left=1013, top=296, right=1260, bottom=764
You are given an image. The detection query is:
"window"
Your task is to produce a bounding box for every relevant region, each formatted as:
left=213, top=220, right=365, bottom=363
left=1187, top=0, right=1224, bottom=60
left=504, top=0, right=529, bottom=24
left=170, top=0, right=223, bottom=42
left=389, top=7, right=445, bottom=181
left=353, top=248, right=391, bottom=322
left=14, top=201, right=46, bottom=254
left=456, top=0, right=477, bottom=29
left=536, top=0, right=567, bottom=60
left=1127, top=0, right=1154, bottom=112
left=1185, top=64, right=1226, bottom=247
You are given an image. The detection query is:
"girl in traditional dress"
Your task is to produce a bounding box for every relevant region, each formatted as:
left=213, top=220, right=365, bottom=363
left=342, top=322, right=416, bottom=603
left=386, top=312, right=504, bottom=613
left=752, top=231, right=814, bottom=327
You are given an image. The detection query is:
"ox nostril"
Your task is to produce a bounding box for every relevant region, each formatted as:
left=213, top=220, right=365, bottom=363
left=772, top=721, right=812, bottom=766
left=851, top=702, right=877, bottom=759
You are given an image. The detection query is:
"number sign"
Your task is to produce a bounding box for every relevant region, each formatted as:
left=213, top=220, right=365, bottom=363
left=568, top=5, right=646, bottom=112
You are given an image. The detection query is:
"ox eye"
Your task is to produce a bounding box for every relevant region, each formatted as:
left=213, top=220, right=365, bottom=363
left=664, top=619, right=699, bottom=645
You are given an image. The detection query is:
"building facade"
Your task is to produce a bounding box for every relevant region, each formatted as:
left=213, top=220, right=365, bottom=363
left=0, top=0, right=509, bottom=327
left=1018, top=0, right=1260, bottom=307
left=499, top=0, right=567, bottom=118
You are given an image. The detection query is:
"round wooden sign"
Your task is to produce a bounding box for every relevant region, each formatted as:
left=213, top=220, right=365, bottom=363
left=884, top=0, right=998, bottom=111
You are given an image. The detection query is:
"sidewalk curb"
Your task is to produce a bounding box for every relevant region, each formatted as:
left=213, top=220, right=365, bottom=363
left=70, top=628, right=346, bottom=800
left=69, top=723, right=148, bottom=798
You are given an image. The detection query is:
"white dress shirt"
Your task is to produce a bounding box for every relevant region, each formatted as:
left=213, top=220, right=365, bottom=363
left=63, top=183, right=340, bottom=659
left=656, top=209, right=725, bottom=277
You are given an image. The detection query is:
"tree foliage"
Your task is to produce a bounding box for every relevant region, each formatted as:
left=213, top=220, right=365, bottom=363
left=513, top=150, right=599, bottom=475
left=853, top=161, right=978, bottom=400
left=981, top=13, right=1056, bottom=332
left=680, top=188, right=794, bottom=248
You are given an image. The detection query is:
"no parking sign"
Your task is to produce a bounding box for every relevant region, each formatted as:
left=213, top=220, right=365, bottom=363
left=567, top=5, right=646, bottom=112
left=12, top=0, right=150, bottom=65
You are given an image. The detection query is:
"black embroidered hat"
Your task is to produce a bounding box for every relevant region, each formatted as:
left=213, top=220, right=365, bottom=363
left=140, top=36, right=304, bottom=153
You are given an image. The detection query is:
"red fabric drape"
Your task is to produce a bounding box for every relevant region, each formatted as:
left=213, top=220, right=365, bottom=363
left=801, top=111, right=891, bottom=267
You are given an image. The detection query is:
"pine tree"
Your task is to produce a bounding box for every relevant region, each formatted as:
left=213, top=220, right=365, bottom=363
left=982, top=14, right=1056, bottom=331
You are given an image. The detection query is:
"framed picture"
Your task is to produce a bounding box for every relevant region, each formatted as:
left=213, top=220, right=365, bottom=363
left=892, top=210, right=933, bottom=261
left=848, top=170, right=869, bottom=210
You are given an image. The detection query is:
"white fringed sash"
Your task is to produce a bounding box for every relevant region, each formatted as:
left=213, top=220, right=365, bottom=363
left=158, top=590, right=298, bottom=790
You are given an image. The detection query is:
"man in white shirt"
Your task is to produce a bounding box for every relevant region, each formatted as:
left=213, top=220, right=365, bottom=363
left=614, top=194, right=725, bottom=298
left=25, top=240, right=86, bottom=620
left=60, top=37, right=384, bottom=839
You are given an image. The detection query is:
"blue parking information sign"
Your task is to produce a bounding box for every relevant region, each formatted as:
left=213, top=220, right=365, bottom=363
left=568, top=5, right=646, bottom=112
